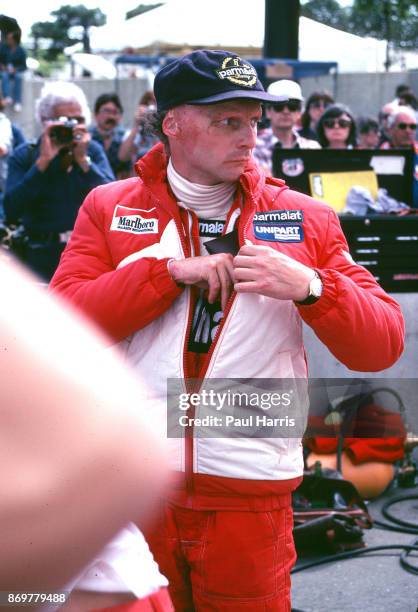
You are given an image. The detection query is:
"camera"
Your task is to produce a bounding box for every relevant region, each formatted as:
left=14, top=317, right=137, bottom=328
left=49, top=117, right=79, bottom=145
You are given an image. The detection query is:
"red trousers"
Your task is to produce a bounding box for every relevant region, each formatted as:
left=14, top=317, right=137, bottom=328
left=144, top=502, right=295, bottom=611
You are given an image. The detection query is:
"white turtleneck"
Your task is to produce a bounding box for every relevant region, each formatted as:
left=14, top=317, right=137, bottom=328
left=167, top=158, right=236, bottom=220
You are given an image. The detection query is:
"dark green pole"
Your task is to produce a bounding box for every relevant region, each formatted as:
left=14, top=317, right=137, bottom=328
left=263, top=0, right=300, bottom=58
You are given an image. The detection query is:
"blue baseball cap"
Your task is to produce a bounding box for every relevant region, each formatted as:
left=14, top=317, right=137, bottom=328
left=154, top=49, right=288, bottom=112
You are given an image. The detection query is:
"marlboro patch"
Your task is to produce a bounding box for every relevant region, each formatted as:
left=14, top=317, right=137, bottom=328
left=111, top=205, right=158, bottom=235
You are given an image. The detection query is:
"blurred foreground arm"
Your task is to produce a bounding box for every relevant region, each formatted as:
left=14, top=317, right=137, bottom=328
left=0, top=258, right=168, bottom=590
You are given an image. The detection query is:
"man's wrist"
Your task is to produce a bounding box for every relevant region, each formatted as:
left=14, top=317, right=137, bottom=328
left=167, top=258, right=184, bottom=286
left=295, top=270, right=323, bottom=306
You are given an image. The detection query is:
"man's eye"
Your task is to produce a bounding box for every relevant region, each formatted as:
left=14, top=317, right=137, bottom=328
left=219, top=118, right=239, bottom=128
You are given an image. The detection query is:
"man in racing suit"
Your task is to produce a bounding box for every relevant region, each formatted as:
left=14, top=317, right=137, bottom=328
left=50, top=50, right=404, bottom=611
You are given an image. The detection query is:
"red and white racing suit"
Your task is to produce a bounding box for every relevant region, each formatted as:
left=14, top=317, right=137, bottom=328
left=51, top=144, right=404, bottom=611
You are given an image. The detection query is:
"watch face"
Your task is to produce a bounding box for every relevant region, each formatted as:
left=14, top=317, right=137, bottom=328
left=311, top=276, right=323, bottom=298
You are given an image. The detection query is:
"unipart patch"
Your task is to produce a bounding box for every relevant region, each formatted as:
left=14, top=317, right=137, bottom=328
left=111, top=205, right=158, bottom=235
left=215, top=56, right=257, bottom=88
left=253, top=210, right=303, bottom=223
left=254, top=223, right=304, bottom=243
left=282, top=158, right=304, bottom=177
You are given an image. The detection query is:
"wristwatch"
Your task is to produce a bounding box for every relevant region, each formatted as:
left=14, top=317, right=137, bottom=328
left=295, top=271, right=323, bottom=306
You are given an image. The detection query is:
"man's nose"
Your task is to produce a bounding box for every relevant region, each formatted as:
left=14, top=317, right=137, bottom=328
left=239, top=124, right=257, bottom=149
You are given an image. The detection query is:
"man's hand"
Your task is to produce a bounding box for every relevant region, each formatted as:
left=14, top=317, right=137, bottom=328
left=36, top=123, right=65, bottom=172
left=233, top=244, right=315, bottom=302
left=134, top=104, right=149, bottom=128
left=72, top=124, right=92, bottom=172
left=168, top=254, right=234, bottom=310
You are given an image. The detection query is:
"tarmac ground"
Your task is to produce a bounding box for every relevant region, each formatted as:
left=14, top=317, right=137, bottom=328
left=291, top=473, right=418, bottom=612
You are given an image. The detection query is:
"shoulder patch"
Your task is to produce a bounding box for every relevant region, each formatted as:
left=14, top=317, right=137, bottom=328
left=253, top=210, right=304, bottom=223
left=110, top=205, right=158, bottom=235
left=254, top=223, right=304, bottom=243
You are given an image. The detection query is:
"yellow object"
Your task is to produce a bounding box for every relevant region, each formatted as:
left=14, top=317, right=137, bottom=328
left=306, top=451, right=394, bottom=499
left=309, top=170, right=379, bottom=212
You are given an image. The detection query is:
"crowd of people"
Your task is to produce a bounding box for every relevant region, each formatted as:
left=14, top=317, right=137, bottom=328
left=0, top=45, right=411, bottom=612
left=0, top=57, right=417, bottom=281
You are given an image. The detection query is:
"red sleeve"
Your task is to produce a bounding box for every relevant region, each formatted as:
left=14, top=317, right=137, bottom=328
left=297, top=209, right=404, bottom=371
left=49, top=189, right=183, bottom=343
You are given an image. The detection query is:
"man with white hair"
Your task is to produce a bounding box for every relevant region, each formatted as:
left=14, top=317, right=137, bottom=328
left=253, top=79, right=320, bottom=175
left=4, top=81, right=114, bottom=280
left=381, top=105, right=418, bottom=206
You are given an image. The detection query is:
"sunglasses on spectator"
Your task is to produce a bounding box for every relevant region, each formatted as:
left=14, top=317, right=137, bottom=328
left=396, top=122, right=417, bottom=131
left=310, top=100, right=330, bottom=109
left=270, top=99, right=302, bottom=112
left=323, top=118, right=351, bottom=129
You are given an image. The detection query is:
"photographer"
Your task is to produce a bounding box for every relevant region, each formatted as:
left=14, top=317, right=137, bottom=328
left=4, top=81, right=114, bottom=281
left=118, top=90, right=159, bottom=174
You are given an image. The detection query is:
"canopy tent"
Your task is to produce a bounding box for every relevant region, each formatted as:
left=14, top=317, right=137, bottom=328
left=90, top=0, right=388, bottom=73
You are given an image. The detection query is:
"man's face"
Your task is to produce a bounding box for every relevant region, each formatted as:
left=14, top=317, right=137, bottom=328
left=390, top=112, right=417, bottom=148
left=166, top=100, right=262, bottom=185
left=95, top=102, right=122, bottom=131
left=359, top=129, right=380, bottom=149
left=266, top=99, right=302, bottom=131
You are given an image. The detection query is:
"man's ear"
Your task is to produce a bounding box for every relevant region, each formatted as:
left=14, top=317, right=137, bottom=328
left=162, top=110, right=179, bottom=138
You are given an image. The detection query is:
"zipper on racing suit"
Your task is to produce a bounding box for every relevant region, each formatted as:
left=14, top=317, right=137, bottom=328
left=179, top=191, right=256, bottom=502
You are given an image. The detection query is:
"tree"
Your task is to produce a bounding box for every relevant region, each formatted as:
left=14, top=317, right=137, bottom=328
left=30, top=4, right=106, bottom=59
left=30, top=20, right=75, bottom=60
left=349, top=0, right=418, bottom=69
left=300, top=0, right=418, bottom=70
left=300, top=0, right=350, bottom=31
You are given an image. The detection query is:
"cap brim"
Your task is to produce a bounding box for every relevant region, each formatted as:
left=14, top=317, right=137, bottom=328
left=186, top=90, right=289, bottom=105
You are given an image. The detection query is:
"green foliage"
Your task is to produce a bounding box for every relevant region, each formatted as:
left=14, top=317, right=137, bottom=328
left=349, top=0, right=418, bottom=50
left=300, top=0, right=350, bottom=31
left=30, top=4, right=106, bottom=58
left=301, top=0, right=418, bottom=51
left=36, top=52, right=67, bottom=77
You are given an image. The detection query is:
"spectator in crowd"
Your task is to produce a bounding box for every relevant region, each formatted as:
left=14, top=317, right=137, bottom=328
left=298, top=90, right=334, bottom=141
left=356, top=116, right=380, bottom=149
left=253, top=79, right=320, bottom=175
left=0, top=30, right=26, bottom=112
left=398, top=90, right=417, bottom=110
left=392, top=83, right=412, bottom=106
left=90, top=92, right=132, bottom=179
left=381, top=105, right=418, bottom=206
left=397, top=90, right=418, bottom=134
left=317, top=103, right=357, bottom=149
left=0, top=95, right=13, bottom=220
left=50, top=49, right=404, bottom=611
left=0, top=93, right=24, bottom=226
left=4, top=81, right=114, bottom=281
left=378, top=102, right=398, bottom=146
left=118, top=90, right=159, bottom=174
